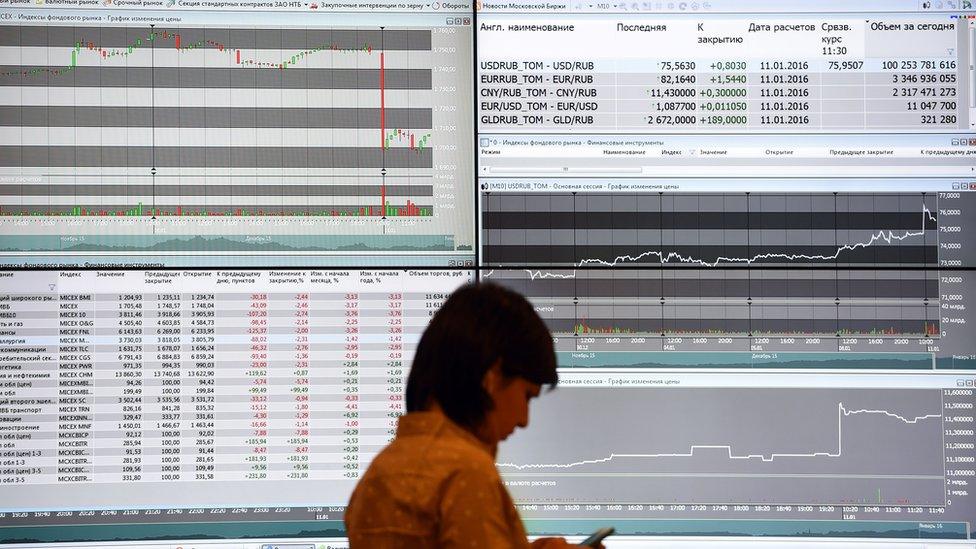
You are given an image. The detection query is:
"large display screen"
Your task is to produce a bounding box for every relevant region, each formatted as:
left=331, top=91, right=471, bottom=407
left=1, top=0, right=974, bottom=547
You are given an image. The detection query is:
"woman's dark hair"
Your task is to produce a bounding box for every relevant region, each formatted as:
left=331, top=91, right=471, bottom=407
left=405, top=282, right=558, bottom=430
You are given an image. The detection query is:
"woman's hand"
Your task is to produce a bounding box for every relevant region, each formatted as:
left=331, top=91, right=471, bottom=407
left=530, top=537, right=604, bottom=549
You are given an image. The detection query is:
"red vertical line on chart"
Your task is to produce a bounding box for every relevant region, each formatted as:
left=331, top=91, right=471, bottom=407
left=150, top=24, right=157, bottom=218
left=380, top=52, right=386, bottom=148
left=379, top=27, right=388, bottom=220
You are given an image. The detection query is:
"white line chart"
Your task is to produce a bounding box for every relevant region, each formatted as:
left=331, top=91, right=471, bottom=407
left=484, top=203, right=937, bottom=280
left=497, top=403, right=942, bottom=470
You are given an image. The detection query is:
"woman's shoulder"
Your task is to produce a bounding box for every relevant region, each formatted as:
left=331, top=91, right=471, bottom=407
left=347, top=433, right=504, bottom=524
left=377, top=430, right=499, bottom=480
left=372, top=411, right=500, bottom=479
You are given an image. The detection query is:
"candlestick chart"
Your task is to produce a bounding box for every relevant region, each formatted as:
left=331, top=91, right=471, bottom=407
left=0, top=24, right=473, bottom=261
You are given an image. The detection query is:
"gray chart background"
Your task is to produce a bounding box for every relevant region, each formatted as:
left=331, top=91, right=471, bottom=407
left=498, top=387, right=946, bottom=506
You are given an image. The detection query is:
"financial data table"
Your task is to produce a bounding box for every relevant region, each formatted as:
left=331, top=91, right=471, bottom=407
left=0, top=269, right=471, bottom=488
left=478, top=17, right=969, bottom=131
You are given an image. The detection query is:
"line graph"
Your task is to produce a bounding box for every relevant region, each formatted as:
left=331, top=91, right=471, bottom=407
left=497, top=387, right=952, bottom=505
left=482, top=192, right=940, bottom=337
left=481, top=192, right=938, bottom=270
left=521, top=204, right=935, bottom=278
left=499, top=403, right=941, bottom=470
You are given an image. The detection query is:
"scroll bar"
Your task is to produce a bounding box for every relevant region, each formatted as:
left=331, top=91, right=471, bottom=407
left=971, top=24, right=975, bottom=110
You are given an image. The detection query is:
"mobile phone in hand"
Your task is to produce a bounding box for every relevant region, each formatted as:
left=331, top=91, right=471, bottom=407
left=580, top=526, right=614, bottom=547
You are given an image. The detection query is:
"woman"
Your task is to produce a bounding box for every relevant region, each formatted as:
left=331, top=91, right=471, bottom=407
left=346, top=283, right=597, bottom=548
